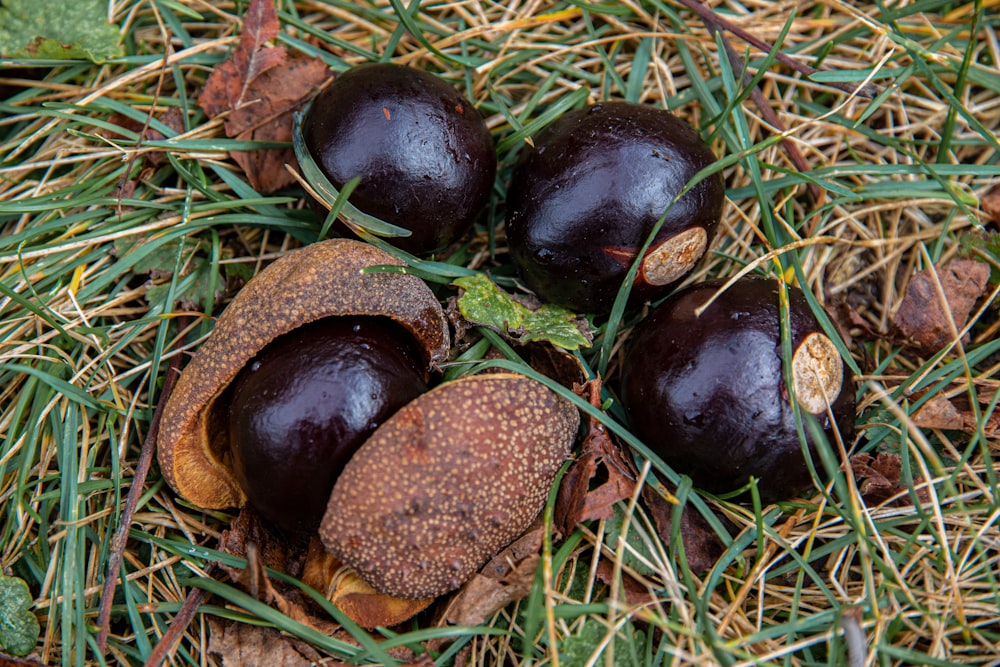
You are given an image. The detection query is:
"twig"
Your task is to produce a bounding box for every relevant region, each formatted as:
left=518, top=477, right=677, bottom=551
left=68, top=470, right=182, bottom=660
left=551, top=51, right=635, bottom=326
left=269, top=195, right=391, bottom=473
left=714, top=25, right=824, bottom=204
left=143, top=567, right=215, bottom=667
left=95, top=331, right=186, bottom=654
left=673, top=0, right=881, bottom=99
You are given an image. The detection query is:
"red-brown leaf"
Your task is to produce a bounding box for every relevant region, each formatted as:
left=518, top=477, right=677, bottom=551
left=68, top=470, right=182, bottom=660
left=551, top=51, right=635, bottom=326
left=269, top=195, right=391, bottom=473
left=981, top=183, right=1000, bottom=226
left=208, top=619, right=335, bottom=667
left=893, top=259, right=990, bottom=351
left=555, top=380, right=637, bottom=535
left=227, top=54, right=330, bottom=191
left=196, top=0, right=330, bottom=192
left=594, top=559, right=660, bottom=608
left=441, top=523, right=544, bottom=626
left=850, top=452, right=929, bottom=506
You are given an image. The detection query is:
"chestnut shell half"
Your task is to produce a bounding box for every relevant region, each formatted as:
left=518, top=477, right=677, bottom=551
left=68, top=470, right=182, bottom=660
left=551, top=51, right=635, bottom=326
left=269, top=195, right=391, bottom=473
left=620, top=277, right=855, bottom=502
left=320, top=373, right=580, bottom=599
left=303, top=62, right=496, bottom=255
left=506, top=101, right=724, bottom=313
left=157, top=239, right=450, bottom=511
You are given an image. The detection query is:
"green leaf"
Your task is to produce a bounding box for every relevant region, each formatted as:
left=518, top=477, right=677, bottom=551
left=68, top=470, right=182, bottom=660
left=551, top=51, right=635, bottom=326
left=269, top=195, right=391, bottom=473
left=453, top=274, right=592, bottom=351
left=559, top=615, right=645, bottom=667
left=116, top=235, right=224, bottom=312
left=0, top=0, right=122, bottom=63
left=0, top=575, right=40, bottom=657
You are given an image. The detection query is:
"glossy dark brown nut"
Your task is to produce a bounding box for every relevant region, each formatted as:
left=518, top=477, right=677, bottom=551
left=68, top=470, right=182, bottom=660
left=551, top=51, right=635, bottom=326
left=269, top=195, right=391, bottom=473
left=620, top=277, right=855, bottom=502
left=320, top=373, right=579, bottom=599
left=303, top=62, right=496, bottom=255
left=506, top=101, right=725, bottom=313
left=227, top=317, right=427, bottom=533
left=157, top=239, right=449, bottom=511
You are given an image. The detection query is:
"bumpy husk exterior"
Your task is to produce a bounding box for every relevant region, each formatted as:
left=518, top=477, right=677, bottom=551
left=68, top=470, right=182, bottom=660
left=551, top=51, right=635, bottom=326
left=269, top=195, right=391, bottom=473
left=320, top=373, right=579, bottom=599
left=157, top=239, right=450, bottom=510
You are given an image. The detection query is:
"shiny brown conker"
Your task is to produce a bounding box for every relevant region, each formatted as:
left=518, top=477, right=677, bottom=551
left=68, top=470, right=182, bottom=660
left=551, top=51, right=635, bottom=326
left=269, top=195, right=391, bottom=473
left=620, top=277, right=855, bottom=502
left=227, top=317, right=427, bottom=533
left=303, top=62, right=496, bottom=255
left=506, top=101, right=725, bottom=314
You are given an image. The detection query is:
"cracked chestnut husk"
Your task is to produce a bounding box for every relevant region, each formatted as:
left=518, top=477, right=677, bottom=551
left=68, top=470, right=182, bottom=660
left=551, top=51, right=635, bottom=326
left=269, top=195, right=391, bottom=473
left=156, top=239, right=449, bottom=627
left=302, top=62, right=496, bottom=255
left=506, top=101, right=725, bottom=314
left=620, top=276, right=856, bottom=502
left=157, top=238, right=449, bottom=516
left=157, top=238, right=581, bottom=626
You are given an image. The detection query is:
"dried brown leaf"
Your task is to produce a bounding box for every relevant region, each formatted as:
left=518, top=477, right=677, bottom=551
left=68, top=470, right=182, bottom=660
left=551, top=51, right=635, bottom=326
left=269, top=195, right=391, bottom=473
left=196, top=0, right=330, bottom=192
left=198, top=0, right=284, bottom=119
left=555, top=380, right=637, bottom=535
left=441, top=523, right=544, bottom=626
left=218, top=507, right=307, bottom=585
left=893, top=259, right=990, bottom=351
left=229, top=54, right=329, bottom=191
left=981, top=183, right=1000, bottom=226
left=912, top=394, right=965, bottom=430
left=0, top=654, right=45, bottom=667
left=594, top=559, right=659, bottom=608
left=207, top=618, right=333, bottom=667
left=850, top=452, right=929, bottom=506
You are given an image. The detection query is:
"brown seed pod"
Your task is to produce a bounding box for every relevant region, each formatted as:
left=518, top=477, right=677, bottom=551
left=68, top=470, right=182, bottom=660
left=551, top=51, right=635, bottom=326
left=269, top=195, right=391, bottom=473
left=157, top=239, right=450, bottom=511
left=319, top=373, right=580, bottom=600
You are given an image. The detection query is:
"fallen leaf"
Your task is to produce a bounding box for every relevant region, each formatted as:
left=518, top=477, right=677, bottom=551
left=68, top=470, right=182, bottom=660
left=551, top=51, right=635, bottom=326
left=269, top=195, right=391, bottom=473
left=197, top=0, right=284, bottom=119
left=453, top=273, right=593, bottom=351
left=523, top=342, right=588, bottom=390
left=912, top=391, right=1000, bottom=438
left=441, top=523, right=544, bottom=626
left=893, top=259, right=990, bottom=351
left=0, top=0, right=122, bottom=63
left=0, top=652, right=45, bottom=667
left=555, top=379, right=637, bottom=536
left=850, top=452, right=929, bottom=506
left=912, top=394, right=965, bottom=431
left=640, top=483, right=724, bottom=576
left=594, top=560, right=659, bottom=609
left=208, top=618, right=334, bottom=667
left=197, top=0, right=330, bottom=192
left=217, top=508, right=341, bottom=635
left=218, top=507, right=308, bottom=589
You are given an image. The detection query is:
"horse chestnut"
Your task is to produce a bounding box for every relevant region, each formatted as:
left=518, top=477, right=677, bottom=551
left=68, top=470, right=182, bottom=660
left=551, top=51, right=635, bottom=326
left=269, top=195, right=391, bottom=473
left=227, top=317, right=427, bottom=533
left=506, top=101, right=724, bottom=313
left=303, top=62, right=496, bottom=254
left=620, top=277, right=855, bottom=502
